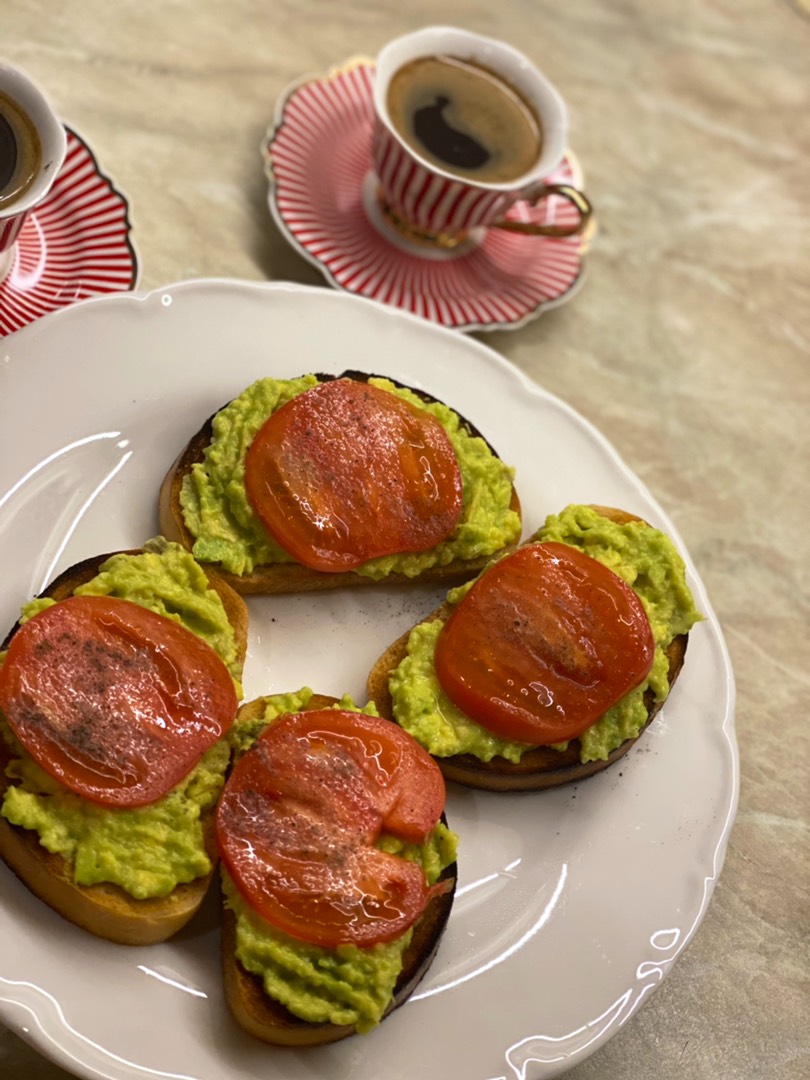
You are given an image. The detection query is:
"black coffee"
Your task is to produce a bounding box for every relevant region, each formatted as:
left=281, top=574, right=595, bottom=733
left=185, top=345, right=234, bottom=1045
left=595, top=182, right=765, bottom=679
left=0, top=90, right=42, bottom=210
left=386, top=55, right=542, bottom=183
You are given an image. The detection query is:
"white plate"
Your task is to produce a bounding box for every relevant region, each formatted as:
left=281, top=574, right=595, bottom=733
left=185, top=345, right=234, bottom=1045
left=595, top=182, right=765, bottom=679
left=0, top=280, right=738, bottom=1080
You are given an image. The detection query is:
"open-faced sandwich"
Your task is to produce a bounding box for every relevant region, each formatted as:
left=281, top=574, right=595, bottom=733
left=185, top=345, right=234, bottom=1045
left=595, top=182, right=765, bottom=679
left=159, top=371, right=521, bottom=594
left=217, top=688, right=457, bottom=1045
left=367, top=505, right=702, bottom=791
left=0, top=537, right=248, bottom=944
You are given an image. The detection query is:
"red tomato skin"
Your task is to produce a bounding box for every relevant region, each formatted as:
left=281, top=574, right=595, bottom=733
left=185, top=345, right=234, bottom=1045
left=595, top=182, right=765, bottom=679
left=216, top=709, right=448, bottom=948
left=0, top=595, right=238, bottom=808
left=244, top=379, right=463, bottom=572
left=434, top=543, right=655, bottom=745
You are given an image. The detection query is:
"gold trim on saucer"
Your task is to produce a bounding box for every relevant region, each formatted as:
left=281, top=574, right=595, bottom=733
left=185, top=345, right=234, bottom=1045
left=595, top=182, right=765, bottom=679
left=377, top=192, right=471, bottom=250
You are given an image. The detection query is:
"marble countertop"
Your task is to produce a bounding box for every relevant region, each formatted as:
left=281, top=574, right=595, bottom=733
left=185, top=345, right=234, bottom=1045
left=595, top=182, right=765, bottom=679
left=1, top=1, right=807, bottom=1078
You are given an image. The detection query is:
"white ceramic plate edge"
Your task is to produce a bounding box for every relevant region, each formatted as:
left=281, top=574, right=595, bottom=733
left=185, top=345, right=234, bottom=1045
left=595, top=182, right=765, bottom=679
left=0, top=280, right=738, bottom=1080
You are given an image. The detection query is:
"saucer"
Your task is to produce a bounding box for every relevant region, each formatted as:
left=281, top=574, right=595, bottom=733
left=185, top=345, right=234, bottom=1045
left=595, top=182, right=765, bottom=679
left=0, top=127, right=138, bottom=337
left=263, top=59, right=590, bottom=333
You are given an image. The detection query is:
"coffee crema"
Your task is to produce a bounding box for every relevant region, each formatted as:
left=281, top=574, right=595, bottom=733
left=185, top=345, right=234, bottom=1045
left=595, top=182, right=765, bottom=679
left=0, top=90, right=42, bottom=211
left=386, top=55, right=543, bottom=184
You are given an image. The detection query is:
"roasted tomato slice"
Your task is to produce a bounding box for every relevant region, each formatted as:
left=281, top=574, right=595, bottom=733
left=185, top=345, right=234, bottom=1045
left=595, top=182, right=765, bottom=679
left=215, top=709, right=448, bottom=948
left=0, top=595, right=238, bottom=808
left=244, top=378, right=463, bottom=572
left=434, top=542, right=655, bottom=745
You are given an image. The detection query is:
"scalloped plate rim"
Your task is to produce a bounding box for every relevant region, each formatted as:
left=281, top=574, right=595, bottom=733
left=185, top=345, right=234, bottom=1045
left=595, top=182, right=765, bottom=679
left=0, top=280, right=737, bottom=1080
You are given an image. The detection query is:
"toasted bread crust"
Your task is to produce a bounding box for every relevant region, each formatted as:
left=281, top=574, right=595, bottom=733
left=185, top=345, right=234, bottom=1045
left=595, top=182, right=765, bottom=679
left=366, top=507, right=690, bottom=791
left=0, top=549, right=249, bottom=945
left=221, top=693, right=457, bottom=1045
left=158, top=371, right=521, bottom=595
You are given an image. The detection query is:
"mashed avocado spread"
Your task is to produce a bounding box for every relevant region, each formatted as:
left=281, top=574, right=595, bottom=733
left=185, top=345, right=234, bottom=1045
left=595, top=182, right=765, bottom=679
left=224, top=688, right=457, bottom=1032
left=0, top=538, right=242, bottom=899
left=389, top=505, right=702, bottom=765
left=179, top=375, right=521, bottom=578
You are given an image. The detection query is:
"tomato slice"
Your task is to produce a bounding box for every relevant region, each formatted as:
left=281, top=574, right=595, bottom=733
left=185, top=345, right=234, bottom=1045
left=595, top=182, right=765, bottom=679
left=244, top=378, right=463, bottom=572
left=434, top=542, right=655, bottom=745
left=215, top=709, right=449, bottom=948
left=0, top=595, right=238, bottom=808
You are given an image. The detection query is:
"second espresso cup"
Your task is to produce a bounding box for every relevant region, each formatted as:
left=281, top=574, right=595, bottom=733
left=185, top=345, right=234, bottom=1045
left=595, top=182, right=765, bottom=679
left=371, top=26, right=591, bottom=244
left=0, top=62, right=67, bottom=280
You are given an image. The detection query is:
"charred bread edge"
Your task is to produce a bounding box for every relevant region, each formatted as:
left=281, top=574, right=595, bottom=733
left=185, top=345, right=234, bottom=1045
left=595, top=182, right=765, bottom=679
left=158, top=370, right=522, bottom=595
left=0, top=548, right=249, bottom=946
left=221, top=693, right=458, bottom=1046
left=366, top=506, right=690, bottom=792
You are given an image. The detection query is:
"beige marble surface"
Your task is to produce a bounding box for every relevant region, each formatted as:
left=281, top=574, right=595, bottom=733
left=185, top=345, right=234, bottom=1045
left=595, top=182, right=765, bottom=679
left=1, top=1, right=808, bottom=1077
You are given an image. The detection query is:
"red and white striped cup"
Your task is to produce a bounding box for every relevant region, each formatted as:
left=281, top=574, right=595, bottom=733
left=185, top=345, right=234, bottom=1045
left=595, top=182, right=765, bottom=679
left=0, top=63, right=67, bottom=281
left=371, top=26, right=591, bottom=245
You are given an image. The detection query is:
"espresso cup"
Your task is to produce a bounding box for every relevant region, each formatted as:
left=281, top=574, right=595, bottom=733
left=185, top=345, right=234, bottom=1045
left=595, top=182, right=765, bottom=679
left=0, top=62, right=67, bottom=281
left=371, top=26, right=591, bottom=246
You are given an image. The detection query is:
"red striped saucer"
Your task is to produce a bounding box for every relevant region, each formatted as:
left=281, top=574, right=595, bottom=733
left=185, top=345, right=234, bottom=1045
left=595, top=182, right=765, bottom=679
left=0, top=127, right=138, bottom=337
left=263, top=59, right=591, bottom=333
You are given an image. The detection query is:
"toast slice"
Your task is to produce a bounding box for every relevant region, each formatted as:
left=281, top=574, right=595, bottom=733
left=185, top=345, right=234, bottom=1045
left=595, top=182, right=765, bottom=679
left=0, top=546, right=249, bottom=945
left=220, top=694, right=457, bottom=1045
left=367, top=507, right=691, bottom=792
left=158, top=371, right=521, bottom=595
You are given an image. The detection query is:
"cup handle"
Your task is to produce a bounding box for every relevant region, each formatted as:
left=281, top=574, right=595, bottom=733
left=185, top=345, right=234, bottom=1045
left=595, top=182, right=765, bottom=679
left=492, top=184, right=593, bottom=238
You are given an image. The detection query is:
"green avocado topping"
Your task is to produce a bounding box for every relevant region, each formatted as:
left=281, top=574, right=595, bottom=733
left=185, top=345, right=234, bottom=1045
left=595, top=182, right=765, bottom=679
left=389, top=505, right=702, bottom=764
left=179, top=375, right=521, bottom=578
left=223, top=689, right=458, bottom=1032
left=0, top=538, right=242, bottom=898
